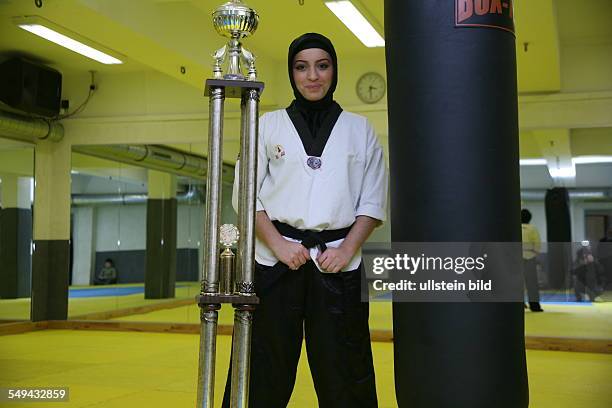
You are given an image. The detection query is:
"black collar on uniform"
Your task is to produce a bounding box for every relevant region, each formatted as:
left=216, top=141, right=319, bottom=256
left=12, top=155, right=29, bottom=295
left=286, top=101, right=343, bottom=157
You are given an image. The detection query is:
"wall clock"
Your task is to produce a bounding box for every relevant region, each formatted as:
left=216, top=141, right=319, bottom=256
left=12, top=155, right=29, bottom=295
left=356, top=72, right=386, bottom=104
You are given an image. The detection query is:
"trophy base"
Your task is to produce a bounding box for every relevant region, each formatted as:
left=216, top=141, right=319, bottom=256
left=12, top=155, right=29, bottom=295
left=196, top=293, right=260, bottom=305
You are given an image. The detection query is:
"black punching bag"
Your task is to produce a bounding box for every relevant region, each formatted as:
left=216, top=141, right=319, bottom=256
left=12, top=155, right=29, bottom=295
left=385, top=1, right=528, bottom=407
left=545, top=188, right=572, bottom=289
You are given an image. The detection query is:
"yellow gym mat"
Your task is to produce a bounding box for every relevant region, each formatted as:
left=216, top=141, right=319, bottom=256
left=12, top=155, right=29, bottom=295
left=110, top=301, right=612, bottom=340
left=1, top=330, right=611, bottom=407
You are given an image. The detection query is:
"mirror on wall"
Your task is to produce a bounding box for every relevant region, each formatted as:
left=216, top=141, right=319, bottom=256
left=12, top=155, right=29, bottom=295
left=67, top=144, right=236, bottom=324
left=519, top=152, right=612, bottom=340
left=0, top=140, right=34, bottom=323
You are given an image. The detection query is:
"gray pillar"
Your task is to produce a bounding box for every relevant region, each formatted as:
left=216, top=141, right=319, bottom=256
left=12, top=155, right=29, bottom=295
left=31, top=140, right=71, bottom=321
left=72, top=206, right=96, bottom=285
left=0, top=175, right=32, bottom=299
left=145, top=170, right=177, bottom=299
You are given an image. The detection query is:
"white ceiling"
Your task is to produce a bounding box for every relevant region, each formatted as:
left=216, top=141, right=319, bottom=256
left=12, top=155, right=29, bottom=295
left=0, top=0, right=611, bottom=191
left=0, top=0, right=608, bottom=96
left=0, top=0, right=573, bottom=92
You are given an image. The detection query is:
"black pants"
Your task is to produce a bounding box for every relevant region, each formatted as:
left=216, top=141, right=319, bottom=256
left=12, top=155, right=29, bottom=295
left=94, top=277, right=117, bottom=285
left=222, top=261, right=378, bottom=408
left=574, top=267, right=601, bottom=301
left=523, top=258, right=540, bottom=303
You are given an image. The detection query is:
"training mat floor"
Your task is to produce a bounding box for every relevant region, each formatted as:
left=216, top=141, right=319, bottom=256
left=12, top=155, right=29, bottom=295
left=1, top=330, right=611, bottom=407
left=110, top=301, right=612, bottom=340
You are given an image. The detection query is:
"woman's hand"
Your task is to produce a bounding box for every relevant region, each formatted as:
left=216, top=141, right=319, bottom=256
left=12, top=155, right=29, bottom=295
left=255, top=212, right=309, bottom=270
left=317, top=246, right=354, bottom=273
left=271, top=240, right=311, bottom=270
left=316, top=215, right=381, bottom=273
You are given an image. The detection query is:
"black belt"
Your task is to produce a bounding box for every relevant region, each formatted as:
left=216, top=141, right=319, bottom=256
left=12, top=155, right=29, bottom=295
left=272, top=221, right=352, bottom=252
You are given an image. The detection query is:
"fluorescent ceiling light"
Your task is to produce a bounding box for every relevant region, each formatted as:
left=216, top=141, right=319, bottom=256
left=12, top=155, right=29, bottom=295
left=572, top=155, right=612, bottom=164
left=519, top=158, right=547, bottom=166
left=573, top=191, right=606, bottom=199
left=15, top=18, right=122, bottom=65
left=325, top=1, right=385, bottom=47
left=549, top=166, right=576, bottom=178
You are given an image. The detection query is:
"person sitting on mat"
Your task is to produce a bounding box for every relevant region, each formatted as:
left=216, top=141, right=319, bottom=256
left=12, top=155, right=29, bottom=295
left=94, top=258, right=118, bottom=285
left=573, top=247, right=604, bottom=302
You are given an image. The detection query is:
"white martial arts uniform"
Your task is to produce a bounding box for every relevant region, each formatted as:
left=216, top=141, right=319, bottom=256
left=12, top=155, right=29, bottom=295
left=233, top=108, right=388, bottom=272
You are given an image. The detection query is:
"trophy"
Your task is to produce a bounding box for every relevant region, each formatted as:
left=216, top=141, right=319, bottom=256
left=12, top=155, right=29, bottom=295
left=196, top=1, right=263, bottom=407
left=219, top=224, right=239, bottom=294
left=211, top=0, right=259, bottom=80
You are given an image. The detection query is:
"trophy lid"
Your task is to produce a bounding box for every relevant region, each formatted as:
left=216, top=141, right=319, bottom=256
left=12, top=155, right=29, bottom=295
left=212, top=0, right=259, bottom=39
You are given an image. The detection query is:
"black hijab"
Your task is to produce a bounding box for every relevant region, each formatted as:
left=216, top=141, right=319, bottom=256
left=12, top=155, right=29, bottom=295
left=286, top=33, right=343, bottom=157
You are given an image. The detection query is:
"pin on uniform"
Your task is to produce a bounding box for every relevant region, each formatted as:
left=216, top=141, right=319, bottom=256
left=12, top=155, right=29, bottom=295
left=195, top=1, right=264, bottom=407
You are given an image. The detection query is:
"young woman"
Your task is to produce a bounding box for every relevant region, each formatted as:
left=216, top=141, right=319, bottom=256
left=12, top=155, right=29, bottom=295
left=225, top=32, right=387, bottom=408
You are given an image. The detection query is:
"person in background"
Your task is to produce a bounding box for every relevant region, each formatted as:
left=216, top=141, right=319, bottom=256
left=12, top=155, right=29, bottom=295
left=598, top=226, right=612, bottom=290
left=521, top=209, right=543, bottom=312
left=95, top=258, right=118, bottom=285
left=573, top=246, right=604, bottom=302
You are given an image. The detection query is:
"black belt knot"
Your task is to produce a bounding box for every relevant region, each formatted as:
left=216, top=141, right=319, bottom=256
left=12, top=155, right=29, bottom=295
left=272, top=221, right=352, bottom=252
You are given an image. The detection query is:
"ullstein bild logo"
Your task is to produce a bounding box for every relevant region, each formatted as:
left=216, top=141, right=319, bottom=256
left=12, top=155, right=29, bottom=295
left=455, top=0, right=515, bottom=34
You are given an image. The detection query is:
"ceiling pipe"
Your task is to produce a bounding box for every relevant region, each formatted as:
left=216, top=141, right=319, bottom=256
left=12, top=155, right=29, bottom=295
left=71, top=187, right=203, bottom=206
left=0, top=109, right=64, bottom=142
left=0, top=109, right=235, bottom=182
left=521, top=188, right=612, bottom=201
left=73, top=144, right=235, bottom=183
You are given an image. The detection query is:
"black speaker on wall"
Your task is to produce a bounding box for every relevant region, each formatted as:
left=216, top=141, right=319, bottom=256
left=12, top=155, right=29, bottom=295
left=0, top=57, right=62, bottom=118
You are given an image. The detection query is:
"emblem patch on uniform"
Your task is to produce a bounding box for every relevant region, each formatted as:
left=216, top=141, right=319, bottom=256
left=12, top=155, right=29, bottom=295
left=274, top=144, right=285, bottom=159
left=307, top=156, right=322, bottom=170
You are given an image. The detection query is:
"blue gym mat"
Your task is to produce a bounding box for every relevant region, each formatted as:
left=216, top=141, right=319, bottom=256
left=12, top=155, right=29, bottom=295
left=69, top=285, right=188, bottom=298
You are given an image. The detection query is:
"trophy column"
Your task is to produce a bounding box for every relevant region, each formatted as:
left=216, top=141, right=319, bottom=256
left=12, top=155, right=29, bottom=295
left=196, top=84, right=225, bottom=408
left=196, top=2, right=263, bottom=407
left=230, top=87, right=259, bottom=407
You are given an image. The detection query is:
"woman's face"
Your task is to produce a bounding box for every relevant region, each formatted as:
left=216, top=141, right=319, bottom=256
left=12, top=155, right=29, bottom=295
left=292, top=48, right=333, bottom=101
